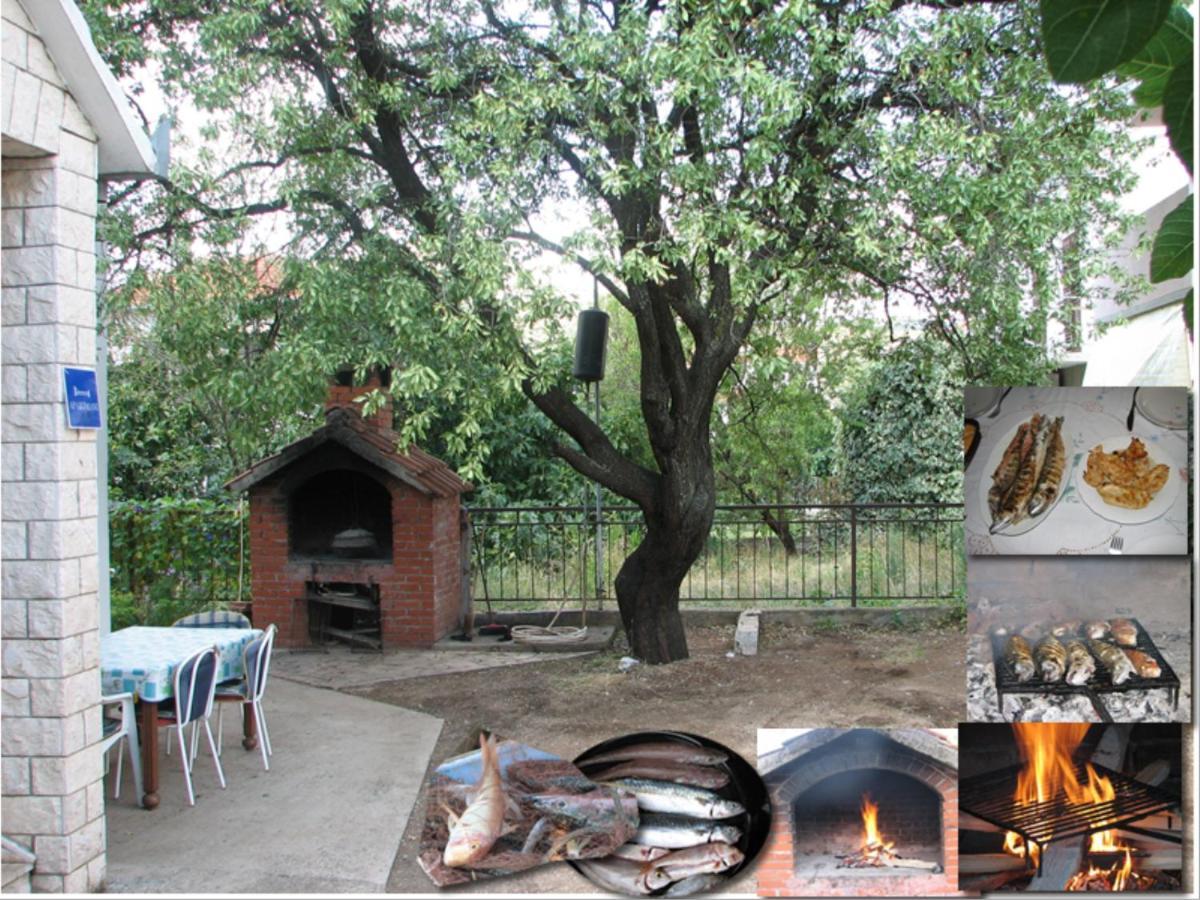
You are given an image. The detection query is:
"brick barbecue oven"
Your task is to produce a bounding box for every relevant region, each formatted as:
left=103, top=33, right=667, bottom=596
left=225, top=369, right=472, bottom=649
left=757, top=729, right=963, bottom=898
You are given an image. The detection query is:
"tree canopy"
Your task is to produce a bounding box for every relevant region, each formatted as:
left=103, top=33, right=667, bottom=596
left=87, top=0, right=1144, bottom=661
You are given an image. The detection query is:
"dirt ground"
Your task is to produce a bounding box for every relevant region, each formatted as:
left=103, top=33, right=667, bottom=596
left=352, top=616, right=966, bottom=894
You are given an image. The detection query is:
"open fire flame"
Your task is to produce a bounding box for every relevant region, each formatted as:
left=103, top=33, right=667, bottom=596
left=838, top=793, right=900, bottom=866
left=1001, top=725, right=1139, bottom=891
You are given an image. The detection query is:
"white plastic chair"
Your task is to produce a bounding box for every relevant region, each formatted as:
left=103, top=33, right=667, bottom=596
left=99, top=692, right=143, bottom=806
left=215, top=624, right=276, bottom=771
left=156, top=646, right=226, bottom=805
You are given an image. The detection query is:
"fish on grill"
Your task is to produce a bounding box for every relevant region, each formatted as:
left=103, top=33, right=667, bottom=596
left=1005, top=635, right=1036, bottom=682
left=1122, top=647, right=1161, bottom=678
left=1035, top=636, right=1067, bottom=682
left=1089, top=639, right=1135, bottom=685
left=1109, top=618, right=1138, bottom=647
left=1051, top=620, right=1082, bottom=638
left=1084, top=620, right=1111, bottom=640
left=1064, top=640, right=1096, bottom=686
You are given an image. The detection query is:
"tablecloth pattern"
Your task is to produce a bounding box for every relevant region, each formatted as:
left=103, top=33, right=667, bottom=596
left=101, top=626, right=261, bottom=702
left=965, top=387, right=1189, bottom=555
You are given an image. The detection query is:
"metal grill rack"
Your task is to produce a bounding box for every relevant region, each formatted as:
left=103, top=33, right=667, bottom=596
left=960, top=760, right=1180, bottom=875
left=990, top=619, right=1180, bottom=722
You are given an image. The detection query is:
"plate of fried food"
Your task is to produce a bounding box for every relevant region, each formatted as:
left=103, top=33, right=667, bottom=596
left=978, top=409, right=1075, bottom=536
left=1075, top=434, right=1183, bottom=524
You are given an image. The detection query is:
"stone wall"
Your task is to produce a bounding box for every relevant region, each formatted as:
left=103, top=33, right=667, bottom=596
left=2, top=0, right=107, bottom=890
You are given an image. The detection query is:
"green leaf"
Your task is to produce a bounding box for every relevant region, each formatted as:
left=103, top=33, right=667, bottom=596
left=1162, top=55, right=1193, bottom=174
left=1150, top=194, right=1192, bottom=283
left=1117, top=5, right=1193, bottom=108
left=1183, top=289, right=1194, bottom=339
left=1040, top=0, right=1172, bottom=83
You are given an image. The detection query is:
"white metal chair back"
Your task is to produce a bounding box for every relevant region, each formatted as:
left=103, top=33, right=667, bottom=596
left=170, top=645, right=226, bottom=805
left=243, top=624, right=276, bottom=704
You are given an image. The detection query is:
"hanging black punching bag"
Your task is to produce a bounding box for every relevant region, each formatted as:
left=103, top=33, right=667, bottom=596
left=572, top=308, right=610, bottom=382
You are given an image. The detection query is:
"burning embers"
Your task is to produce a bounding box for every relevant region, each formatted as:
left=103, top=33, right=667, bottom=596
left=837, top=794, right=940, bottom=872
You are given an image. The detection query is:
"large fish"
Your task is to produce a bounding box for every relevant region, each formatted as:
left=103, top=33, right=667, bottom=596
left=656, top=842, right=744, bottom=880
left=443, top=733, right=507, bottom=868
left=580, top=742, right=728, bottom=768
left=989, top=422, right=1032, bottom=517
left=1027, top=416, right=1065, bottom=517
left=1089, top=640, right=1135, bottom=685
left=633, top=814, right=743, bottom=849
left=666, top=873, right=730, bottom=897
left=575, top=858, right=671, bottom=895
left=1122, top=648, right=1161, bottom=678
left=1064, top=640, right=1096, bottom=686
left=1035, top=636, right=1067, bottom=683
left=588, top=760, right=730, bottom=790
left=1005, top=635, right=1036, bottom=682
left=603, top=778, right=745, bottom=819
left=1109, top=618, right=1139, bottom=647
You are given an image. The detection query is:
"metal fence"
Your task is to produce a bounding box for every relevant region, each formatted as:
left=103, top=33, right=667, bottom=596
left=469, top=502, right=965, bottom=609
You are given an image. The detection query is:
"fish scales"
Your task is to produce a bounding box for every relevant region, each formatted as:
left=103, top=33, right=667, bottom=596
left=1089, top=639, right=1135, bottom=685
left=603, top=777, right=745, bottom=819
left=1035, top=635, right=1067, bottom=682
left=633, top=814, right=743, bottom=849
left=579, top=742, right=728, bottom=768
left=1005, top=635, right=1036, bottom=682
left=588, top=760, right=730, bottom=790
left=1064, top=640, right=1096, bottom=685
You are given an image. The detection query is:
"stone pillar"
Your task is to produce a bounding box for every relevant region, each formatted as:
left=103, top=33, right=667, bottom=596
left=2, top=0, right=107, bottom=889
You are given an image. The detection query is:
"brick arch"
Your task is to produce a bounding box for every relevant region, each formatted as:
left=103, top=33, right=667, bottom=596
left=776, top=745, right=956, bottom=805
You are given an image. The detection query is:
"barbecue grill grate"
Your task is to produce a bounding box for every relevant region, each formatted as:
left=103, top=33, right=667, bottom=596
left=990, top=619, right=1180, bottom=722
left=960, top=759, right=1180, bottom=875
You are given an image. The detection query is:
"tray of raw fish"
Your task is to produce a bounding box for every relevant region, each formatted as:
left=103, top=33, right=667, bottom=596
left=572, top=731, right=771, bottom=896
left=418, top=733, right=640, bottom=886
left=989, top=617, right=1180, bottom=704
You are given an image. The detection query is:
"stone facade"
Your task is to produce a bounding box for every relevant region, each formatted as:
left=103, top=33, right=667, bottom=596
left=2, top=0, right=107, bottom=891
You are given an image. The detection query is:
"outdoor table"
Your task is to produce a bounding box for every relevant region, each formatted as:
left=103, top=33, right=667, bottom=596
left=101, top=625, right=262, bottom=809
left=964, top=386, right=1189, bottom=555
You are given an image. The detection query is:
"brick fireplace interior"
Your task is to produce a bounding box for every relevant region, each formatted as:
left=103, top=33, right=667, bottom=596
left=226, top=368, right=472, bottom=650
left=758, top=728, right=960, bottom=898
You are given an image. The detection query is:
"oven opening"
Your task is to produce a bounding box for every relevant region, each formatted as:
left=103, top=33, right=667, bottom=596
left=288, top=470, right=392, bottom=561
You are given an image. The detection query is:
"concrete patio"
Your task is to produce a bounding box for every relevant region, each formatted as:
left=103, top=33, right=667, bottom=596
left=104, top=678, right=443, bottom=893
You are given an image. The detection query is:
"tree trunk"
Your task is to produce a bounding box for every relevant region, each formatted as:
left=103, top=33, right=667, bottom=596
left=760, top=509, right=798, bottom=555
left=614, top=467, right=715, bottom=664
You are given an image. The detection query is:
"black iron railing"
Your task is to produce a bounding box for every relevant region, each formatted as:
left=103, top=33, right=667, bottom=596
left=468, top=502, right=965, bottom=609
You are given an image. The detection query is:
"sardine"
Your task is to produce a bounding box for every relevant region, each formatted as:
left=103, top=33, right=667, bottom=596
left=1089, top=640, right=1135, bottom=685
left=1084, top=620, right=1111, bottom=640
left=989, top=422, right=1031, bottom=517
left=609, top=844, right=670, bottom=862
left=633, top=814, right=743, bottom=849
left=656, top=842, right=744, bottom=880
left=1109, top=618, right=1138, bottom=647
left=1035, top=636, right=1067, bottom=682
left=1005, top=635, right=1036, bottom=682
left=443, top=733, right=506, bottom=868
left=1051, top=620, right=1082, bottom=638
left=666, top=873, right=730, bottom=897
left=604, top=778, right=745, bottom=819
left=579, top=742, right=728, bottom=768
left=1122, top=648, right=1161, bottom=678
left=589, top=760, right=730, bottom=790
left=575, top=858, right=671, bottom=895
left=527, top=787, right=639, bottom=824
left=1027, top=416, right=1065, bottom=517
left=1064, top=640, right=1096, bottom=686
left=1001, top=415, right=1048, bottom=525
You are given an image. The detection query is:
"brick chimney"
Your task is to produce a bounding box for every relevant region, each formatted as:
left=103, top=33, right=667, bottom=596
left=325, top=365, right=393, bottom=431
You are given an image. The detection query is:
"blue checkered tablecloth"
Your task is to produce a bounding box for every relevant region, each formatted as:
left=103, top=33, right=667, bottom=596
left=101, top=626, right=261, bottom=702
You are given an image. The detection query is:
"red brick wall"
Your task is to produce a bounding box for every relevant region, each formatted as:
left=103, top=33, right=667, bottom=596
left=248, top=469, right=461, bottom=649
left=756, top=739, right=964, bottom=897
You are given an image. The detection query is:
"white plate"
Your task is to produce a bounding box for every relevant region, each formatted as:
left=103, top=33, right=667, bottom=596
left=976, top=408, right=1078, bottom=538
left=1134, top=387, right=1189, bottom=430
left=1074, top=434, right=1184, bottom=525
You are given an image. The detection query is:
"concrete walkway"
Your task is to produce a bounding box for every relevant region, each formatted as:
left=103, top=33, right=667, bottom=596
left=104, top=678, right=442, bottom=893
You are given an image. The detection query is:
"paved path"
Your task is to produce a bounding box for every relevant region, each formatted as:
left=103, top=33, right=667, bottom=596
left=271, top=646, right=592, bottom=691
left=105, top=678, right=442, bottom=893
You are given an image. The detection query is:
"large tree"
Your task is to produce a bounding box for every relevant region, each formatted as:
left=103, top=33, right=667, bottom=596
left=88, top=0, right=1138, bottom=662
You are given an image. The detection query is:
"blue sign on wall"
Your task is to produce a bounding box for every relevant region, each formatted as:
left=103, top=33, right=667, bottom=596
left=63, top=367, right=101, bottom=429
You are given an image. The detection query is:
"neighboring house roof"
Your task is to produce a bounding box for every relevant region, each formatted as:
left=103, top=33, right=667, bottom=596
left=759, top=728, right=958, bottom=775
left=23, top=0, right=156, bottom=176
left=224, top=407, right=474, bottom=498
